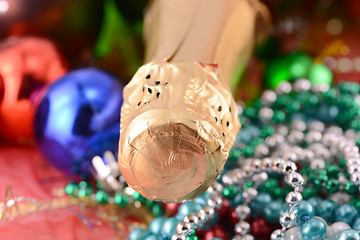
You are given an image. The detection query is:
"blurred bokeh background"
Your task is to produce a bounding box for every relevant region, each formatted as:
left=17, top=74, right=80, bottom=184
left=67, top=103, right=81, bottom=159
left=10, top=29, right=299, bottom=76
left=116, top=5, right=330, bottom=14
left=0, top=0, right=359, bottom=239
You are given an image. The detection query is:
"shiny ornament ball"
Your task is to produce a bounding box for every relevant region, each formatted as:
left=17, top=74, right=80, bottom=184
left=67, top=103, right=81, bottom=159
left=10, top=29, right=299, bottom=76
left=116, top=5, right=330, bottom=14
left=0, top=36, right=67, bottom=142
left=34, top=68, right=124, bottom=176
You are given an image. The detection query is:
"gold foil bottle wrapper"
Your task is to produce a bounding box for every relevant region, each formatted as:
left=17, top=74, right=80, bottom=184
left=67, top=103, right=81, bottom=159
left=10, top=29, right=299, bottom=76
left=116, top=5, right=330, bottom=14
left=118, top=0, right=269, bottom=202
left=118, top=61, right=240, bottom=202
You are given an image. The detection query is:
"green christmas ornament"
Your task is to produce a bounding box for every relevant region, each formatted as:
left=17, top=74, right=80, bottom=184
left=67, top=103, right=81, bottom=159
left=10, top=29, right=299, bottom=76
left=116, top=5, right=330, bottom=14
left=308, top=63, right=333, bottom=86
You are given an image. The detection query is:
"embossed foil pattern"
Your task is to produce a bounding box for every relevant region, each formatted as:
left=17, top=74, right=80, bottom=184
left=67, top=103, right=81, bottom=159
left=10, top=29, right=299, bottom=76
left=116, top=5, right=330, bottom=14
left=118, top=61, right=241, bottom=202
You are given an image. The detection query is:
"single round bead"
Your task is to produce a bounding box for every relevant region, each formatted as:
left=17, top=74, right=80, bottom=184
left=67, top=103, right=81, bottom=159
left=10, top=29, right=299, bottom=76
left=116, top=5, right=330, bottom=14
left=251, top=158, right=263, bottom=172
left=264, top=201, right=284, bottom=224
left=291, top=119, right=307, bottom=132
left=262, top=157, right=273, bottom=170
left=292, top=201, right=315, bottom=225
left=300, top=218, right=326, bottom=240
left=161, top=217, right=179, bottom=238
left=176, top=222, right=192, bottom=234
left=262, top=90, right=277, bottom=105
left=65, top=182, right=79, bottom=197
left=259, top=107, right=274, bottom=121
left=271, top=110, right=286, bottom=123
left=152, top=204, right=164, bottom=217
left=336, top=229, right=360, bottom=240
left=242, top=146, right=255, bottom=158
left=281, top=161, right=298, bottom=174
left=280, top=212, right=296, bottom=228
left=335, top=204, right=358, bottom=225
left=326, top=222, right=351, bottom=239
left=114, top=193, right=128, bottom=207
left=171, top=233, right=186, bottom=240
left=149, top=217, right=165, bottom=235
left=95, top=190, right=109, bottom=205
left=276, top=81, right=292, bottom=95
left=270, top=229, right=285, bottom=240
left=317, top=200, right=338, bottom=223
left=325, top=179, right=340, bottom=194
left=286, top=191, right=303, bottom=207
left=285, top=172, right=304, bottom=188
left=235, top=205, right=251, bottom=220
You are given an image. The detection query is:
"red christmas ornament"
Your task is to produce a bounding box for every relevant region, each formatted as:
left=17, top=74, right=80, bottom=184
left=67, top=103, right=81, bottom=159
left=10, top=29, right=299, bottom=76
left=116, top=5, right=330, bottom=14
left=0, top=37, right=67, bottom=143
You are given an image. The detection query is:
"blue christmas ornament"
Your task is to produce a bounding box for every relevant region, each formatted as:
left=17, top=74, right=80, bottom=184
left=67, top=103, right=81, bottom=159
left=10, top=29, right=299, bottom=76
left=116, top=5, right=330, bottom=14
left=34, top=68, right=124, bottom=176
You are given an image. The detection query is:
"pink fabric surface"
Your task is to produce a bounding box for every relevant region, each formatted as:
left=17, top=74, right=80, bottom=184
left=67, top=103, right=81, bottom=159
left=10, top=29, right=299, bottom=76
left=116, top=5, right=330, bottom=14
left=0, top=145, right=119, bottom=240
